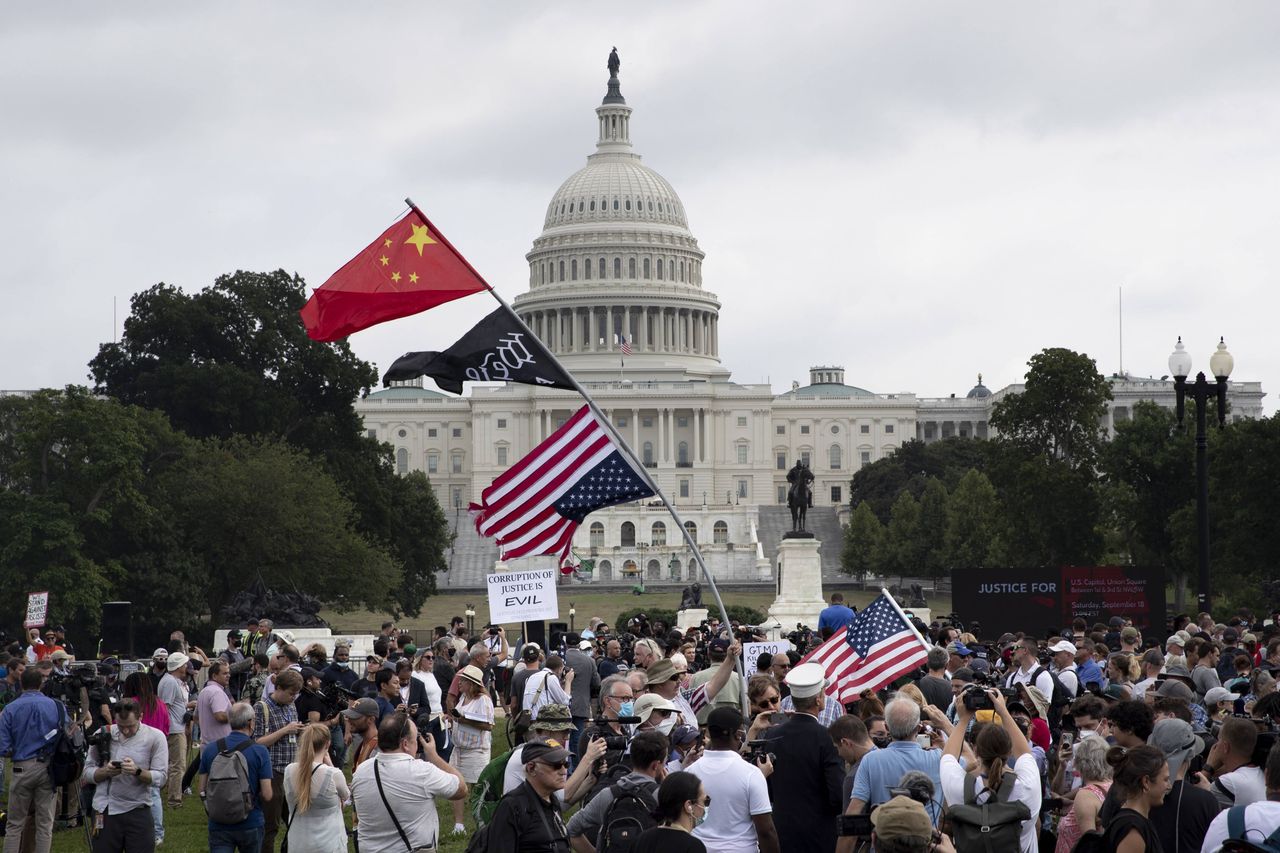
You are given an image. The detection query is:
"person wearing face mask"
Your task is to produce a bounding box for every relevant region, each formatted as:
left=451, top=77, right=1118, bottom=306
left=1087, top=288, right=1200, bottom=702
left=630, top=770, right=709, bottom=853
left=567, top=731, right=669, bottom=853
left=634, top=693, right=681, bottom=738
left=577, top=675, right=636, bottom=796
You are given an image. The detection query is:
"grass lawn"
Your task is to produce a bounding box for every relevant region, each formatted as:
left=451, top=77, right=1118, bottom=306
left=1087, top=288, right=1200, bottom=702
left=323, top=588, right=952, bottom=638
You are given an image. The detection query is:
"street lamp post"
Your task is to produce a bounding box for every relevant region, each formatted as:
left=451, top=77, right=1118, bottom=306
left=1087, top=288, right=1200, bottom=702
left=465, top=604, right=476, bottom=637
left=1167, top=337, right=1234, bottom=615
left=569, top=603, right=576, bottom=633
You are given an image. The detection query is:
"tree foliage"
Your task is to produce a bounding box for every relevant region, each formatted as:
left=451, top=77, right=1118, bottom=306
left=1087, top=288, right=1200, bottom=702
left=943, top=469, right=1002, bottom=570
left=841, top=501, right=884, bottom=580
left=87, top=270, right=451, bottom=619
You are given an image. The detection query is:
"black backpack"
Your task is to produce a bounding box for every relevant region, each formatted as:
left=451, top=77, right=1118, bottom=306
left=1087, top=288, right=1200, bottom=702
left=1029, top=665, right=1071, bottom=729
left=596, top=777, right=658, bottom=853
left=47, top=703, right=82, bottom=786
left=947, top=771, right=1030, bottom=853
left=1070, top=829, right=1106, bottom=853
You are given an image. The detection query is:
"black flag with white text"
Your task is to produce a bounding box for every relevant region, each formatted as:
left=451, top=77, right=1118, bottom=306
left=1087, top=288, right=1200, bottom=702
left=382, top=307, right=575, bottom=394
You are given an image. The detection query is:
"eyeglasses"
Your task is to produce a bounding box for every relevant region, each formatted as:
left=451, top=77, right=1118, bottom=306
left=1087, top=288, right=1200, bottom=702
left=693, top=796, right=712, bottom=807
left=539, top=761, right=570, bottom=771
left=759, top=696, right=781, bottom=707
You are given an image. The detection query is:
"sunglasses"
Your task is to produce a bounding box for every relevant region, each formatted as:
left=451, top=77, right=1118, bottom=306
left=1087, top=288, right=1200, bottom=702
left=694, top=796, right=712, bottom=807
left=759, top=696, right=781, bottom=706
left=421, top=655, right=434, bottom=660
left=539, top=761, right=570, bottom=771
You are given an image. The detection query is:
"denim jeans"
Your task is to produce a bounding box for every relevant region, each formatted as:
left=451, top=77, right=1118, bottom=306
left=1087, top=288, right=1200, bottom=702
left=209, top=825, right=265, bottom=853
left=151, top=785, right=165, bottom=841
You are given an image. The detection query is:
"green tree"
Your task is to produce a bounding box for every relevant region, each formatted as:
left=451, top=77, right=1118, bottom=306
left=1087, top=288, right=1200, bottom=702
left=990, top=348, right=1113, bottom=469
left=849, top=437, right=989, bottom=523
left=842, top=501, right=884, bottom=580
left=987, top=443, right=1102, bottom=566
left=917, top=477, right=949, bottom=579
left=1100, top=401, right=1195, bottom=604
left=881, top=491, right=926, bottom=582
left=88, top=270, right=451, bottom=616
left=943, top=469, right=1002, bottom=569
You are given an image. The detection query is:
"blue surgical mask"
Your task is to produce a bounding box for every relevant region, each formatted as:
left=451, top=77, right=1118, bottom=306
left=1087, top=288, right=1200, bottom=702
left=618, top=701, right=634, bottom=718
left=335, top=661, right=350, bottom=669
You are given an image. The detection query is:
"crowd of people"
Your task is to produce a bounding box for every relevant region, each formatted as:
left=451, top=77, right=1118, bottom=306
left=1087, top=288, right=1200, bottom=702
left=5, top=600, right=1280, bottom=853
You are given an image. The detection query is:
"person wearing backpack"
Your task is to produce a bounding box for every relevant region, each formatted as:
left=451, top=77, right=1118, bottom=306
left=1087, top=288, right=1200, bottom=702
left=1006, top=637, right=1070, bottom=733
left=941, top=686, right=1041, bottom=853
left=80, top=699, right=168, bottom=853
left=197, top=701, right=275, bottom=853
left=0, top=666, right=61, bottom=853
left=1201, top=739, right=1280, bottom=853
left=566, top=731, right=668, bottom=853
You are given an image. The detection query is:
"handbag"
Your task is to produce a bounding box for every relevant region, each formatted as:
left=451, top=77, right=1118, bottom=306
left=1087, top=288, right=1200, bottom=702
left=512, top=671, right=549, bottom=736
left=281, top=764, right=321, bottom=853
left=374, top=758, right=436, bottom=853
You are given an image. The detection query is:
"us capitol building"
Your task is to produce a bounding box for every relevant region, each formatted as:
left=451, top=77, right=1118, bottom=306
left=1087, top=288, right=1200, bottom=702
left=355, top=58, right=1266, bottom=588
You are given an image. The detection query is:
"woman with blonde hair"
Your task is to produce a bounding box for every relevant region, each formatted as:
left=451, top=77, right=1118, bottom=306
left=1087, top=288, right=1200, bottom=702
left=282, top=722, right=349, bottom=853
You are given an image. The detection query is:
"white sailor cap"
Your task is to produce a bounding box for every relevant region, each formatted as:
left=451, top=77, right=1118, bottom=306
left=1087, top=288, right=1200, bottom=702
left=785, top=662, right=829, bottom=699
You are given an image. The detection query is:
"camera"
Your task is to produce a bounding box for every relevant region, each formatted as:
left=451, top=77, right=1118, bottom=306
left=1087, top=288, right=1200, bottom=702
left=86, top=726, right=113, bottom=765
left=837, top=813, right=873, bottom=837
left=315, top=683, right=358, bottom=720
left=744, top=739, right=776, bottom=767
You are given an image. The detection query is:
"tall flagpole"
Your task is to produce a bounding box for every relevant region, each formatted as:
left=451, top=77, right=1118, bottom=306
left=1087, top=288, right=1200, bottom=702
left=406, top=198, right=750, bottom=708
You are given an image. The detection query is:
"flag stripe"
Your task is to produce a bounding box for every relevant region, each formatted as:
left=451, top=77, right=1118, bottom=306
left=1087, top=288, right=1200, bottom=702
left=470, top=405, right=654, bottom=565
left=798, top=592, right=930, bottom=700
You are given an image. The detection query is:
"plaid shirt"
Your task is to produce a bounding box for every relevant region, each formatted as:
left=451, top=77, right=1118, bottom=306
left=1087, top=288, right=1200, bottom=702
left=252, top=695, right=298, bottom=772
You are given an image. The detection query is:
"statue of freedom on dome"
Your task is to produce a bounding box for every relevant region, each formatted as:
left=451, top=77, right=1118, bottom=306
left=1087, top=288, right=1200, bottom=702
left=608, top=47, right=620, bottom=78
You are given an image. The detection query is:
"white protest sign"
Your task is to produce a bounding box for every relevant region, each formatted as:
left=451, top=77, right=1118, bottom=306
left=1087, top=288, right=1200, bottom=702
left=24, top=591, right=49, bottom=629
left=487, top=568, right=559, bottom=624
left=743, top=639, right=792, bottom=667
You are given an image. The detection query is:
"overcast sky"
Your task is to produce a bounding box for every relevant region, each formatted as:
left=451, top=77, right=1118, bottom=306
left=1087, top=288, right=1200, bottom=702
left=4, top=3, right=1278, bottom=412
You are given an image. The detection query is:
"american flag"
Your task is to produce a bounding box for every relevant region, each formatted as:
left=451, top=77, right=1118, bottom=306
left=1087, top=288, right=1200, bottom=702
left=620, top=336, right=632, bottom=356
left=470, top=406, right=654, bottom=564
left=801, top=592, right=930, bottom=703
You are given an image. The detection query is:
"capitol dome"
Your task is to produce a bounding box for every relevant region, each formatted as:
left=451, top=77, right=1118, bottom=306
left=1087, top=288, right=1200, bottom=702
left=966, top=374, right=992, bottom=399
left=513, top=53, right=726, bottom=382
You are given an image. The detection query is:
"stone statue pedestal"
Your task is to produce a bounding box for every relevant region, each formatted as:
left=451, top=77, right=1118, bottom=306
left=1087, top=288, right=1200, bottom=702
left=768, top=538, right=826, bottom=633
left=676, top=608, right=709, bottom=633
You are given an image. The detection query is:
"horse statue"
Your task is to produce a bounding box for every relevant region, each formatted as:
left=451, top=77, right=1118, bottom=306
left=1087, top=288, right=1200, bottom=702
left=786, top=459, right=814, bottom=534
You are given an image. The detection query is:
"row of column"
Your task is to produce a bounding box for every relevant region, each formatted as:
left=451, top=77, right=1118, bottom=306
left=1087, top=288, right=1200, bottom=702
left=522, top=306, right=718, bottom=357
left=536, top=407, right=709, bottom=464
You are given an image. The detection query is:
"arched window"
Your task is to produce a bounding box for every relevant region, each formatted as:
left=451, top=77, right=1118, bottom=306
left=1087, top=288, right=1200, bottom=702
left=651, top=521, right=666, bottom=546
left=684, top=520, right=697, bottom=542
left=589, top=522, right=605, bottom=548
left=396, top=447, right=408, bottom=474
left=713, top=520, right=729, bottom=544
left=612, top=198, right=619, bottom=211
left=625, top=198, right=631, bottom=211
left=583, top=258, right=590, bottom=280
left=559, top=260, right=565, bottom=281
left=621, top=521, right=636, bottom=547
left=623, top=559, right=638, bottom=576
left=629, top=257, right=637, bottom=278
left=678, top=441, right=689, bottom=465
left=643, top=258, right=650, bottom=278
left=647, top=559, right=661, bottom=580
left=599, top=257, right=606, bottom=279
left=614, top=257, right=622, bottom=278
left=829, top=444, right=842, bottom=469
left=642, top=441, right=654, bottom=465
left=590, top=199, right=596, bottom=212
left=657, top=258, right=664, bottom=280
left=571, top=259, right=578, bottom=281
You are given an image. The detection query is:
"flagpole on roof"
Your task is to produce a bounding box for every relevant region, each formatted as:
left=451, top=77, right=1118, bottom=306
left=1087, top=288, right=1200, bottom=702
left=406, top=197, right=750, bottom=710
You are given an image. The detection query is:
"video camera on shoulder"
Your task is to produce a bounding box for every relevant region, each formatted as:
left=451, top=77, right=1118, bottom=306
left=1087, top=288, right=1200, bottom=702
left=744, top=739, right=776, bottom=767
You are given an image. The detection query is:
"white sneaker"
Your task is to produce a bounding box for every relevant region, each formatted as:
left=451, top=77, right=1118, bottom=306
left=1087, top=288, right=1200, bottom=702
left=452, top=823, right=467, bottom=835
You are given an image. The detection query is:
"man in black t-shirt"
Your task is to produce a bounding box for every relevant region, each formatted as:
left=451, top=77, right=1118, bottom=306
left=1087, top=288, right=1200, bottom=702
left=295, top=667, right=330, bottom=724
left=485, top=739, right=572, bottom=853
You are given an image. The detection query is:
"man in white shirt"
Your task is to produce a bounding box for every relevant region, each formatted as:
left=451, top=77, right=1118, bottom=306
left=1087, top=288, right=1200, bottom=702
left=351, top=712, right=466, bottom=853
left=502, top=704, right=603, bottom=804
left=1207, top=716, right=1267, bottom=809
left=157, top=652, right=194, bottom=808
left=1004, top=638, right=1055, bottom=701
left=1048, top=640, right=1080, bottom=699
left=1202, top=739, right=1280, bottom=853
left=523, top=656, right=573, bottom=720
left=1132, top=649, right=1165, bottom=700
left=687, top=707, right=780, bottom=853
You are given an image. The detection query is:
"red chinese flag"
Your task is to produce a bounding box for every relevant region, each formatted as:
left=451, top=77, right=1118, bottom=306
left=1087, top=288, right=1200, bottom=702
left=299, top=209, right=488, bottom=341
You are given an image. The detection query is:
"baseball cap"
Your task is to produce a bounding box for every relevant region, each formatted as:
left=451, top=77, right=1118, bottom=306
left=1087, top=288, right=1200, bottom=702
left=152, top=648, right=169, bottom=660
left=522, top=645, right=542, bottom=663
left=1121, top=627, right=1140, bottom=642
left=1148, top=718, right=1204, bottom=780
left=1204, top=687, right=1240, bottom=705
left=532, top=703, right=575, bottom=732
left=870, top=795, right=933, bottom=840
left=1223, top=628, right=1239, bottom=643
left=300, top=667, right=322, bottom=681
left=1165, top=636, right=1186, bottom=650
left=578, top=640, right=594, bottom=651
left=1155, top=679, right=1195, bottom=702
left=522, top=739, right=570, bottom=766
left=633, top=693, right=678, bottom=722
left=709, top=637, right=730, bottom=653
left=951, top=667, right=975, bottom=684
left=707, top=706, right=744, bottom=737
left=342, top=698, right=380, bottom=719
left=1048, top=640, right=1077, bottom=655
left=166, top=652, right=190, bottom=672
left=1109, top=616, right=1126, bottom=628
left=365, top=654, right=383, bottom=665
left=945, top=641, right=974, bottom=657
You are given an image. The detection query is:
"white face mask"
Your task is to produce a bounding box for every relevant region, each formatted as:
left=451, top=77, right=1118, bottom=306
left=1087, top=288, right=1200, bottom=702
left=656, top=716, right=677, bottom=736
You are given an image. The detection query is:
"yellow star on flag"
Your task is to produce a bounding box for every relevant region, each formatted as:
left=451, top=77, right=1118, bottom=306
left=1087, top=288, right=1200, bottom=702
left=408, top=272, right=419, bottom=283
left=384, top=238, right=393, bottom=248
left=405, top=222, right=437, bottom=256
left=390, top=271, right=402, bottom=283
left=379, top=255, right=390, bottom=266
